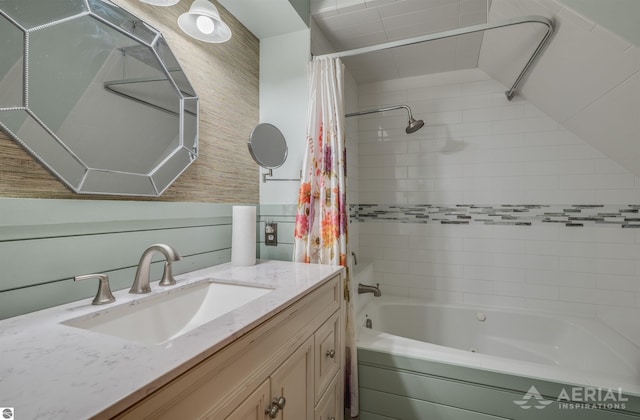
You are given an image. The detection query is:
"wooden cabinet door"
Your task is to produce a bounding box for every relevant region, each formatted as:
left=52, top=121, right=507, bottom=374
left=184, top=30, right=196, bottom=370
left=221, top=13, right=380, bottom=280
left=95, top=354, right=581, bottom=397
left=314, top=372, right=342, bottom=420
left=270, top=337, right=314, bottom=420
left=314, top=311, right=341, bottom=402
left=226, top=379, right=270, bottom=420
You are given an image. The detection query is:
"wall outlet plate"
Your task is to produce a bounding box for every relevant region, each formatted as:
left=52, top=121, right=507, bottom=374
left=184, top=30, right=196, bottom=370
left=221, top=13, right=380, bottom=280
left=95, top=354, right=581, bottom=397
left=265, top=222, right=278, bottom=246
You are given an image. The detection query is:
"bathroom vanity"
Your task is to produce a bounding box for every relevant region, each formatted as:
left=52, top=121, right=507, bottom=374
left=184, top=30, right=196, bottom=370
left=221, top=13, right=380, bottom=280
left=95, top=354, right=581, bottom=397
left=0, top=260, right=344, bottom=420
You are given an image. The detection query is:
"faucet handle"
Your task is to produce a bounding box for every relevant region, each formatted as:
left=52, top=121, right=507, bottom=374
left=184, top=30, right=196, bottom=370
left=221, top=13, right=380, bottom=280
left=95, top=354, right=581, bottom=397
left=158, top=261, right=177, bottom=286
left=75, top=274, right=116, bottom=305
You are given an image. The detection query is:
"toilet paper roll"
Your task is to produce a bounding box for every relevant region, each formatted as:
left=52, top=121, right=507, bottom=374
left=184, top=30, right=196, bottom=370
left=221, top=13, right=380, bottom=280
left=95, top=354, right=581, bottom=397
left=231, top=205, right=256, bottom=266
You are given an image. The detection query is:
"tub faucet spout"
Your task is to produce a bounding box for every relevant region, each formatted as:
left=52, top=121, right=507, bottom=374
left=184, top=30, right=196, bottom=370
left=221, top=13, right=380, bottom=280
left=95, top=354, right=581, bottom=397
left=130, top=243, right=182, bottom=294
left=358, top=283, right=381, bottom=297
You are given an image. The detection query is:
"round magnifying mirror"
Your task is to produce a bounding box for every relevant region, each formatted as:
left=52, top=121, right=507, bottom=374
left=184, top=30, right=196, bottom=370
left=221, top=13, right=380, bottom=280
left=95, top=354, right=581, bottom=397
left=248, top=123, right=288, bottom=169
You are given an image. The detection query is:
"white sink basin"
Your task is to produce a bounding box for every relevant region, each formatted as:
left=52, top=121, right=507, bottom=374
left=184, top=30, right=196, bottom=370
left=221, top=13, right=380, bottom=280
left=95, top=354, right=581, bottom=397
left=63, top=280, right=273, bottom=345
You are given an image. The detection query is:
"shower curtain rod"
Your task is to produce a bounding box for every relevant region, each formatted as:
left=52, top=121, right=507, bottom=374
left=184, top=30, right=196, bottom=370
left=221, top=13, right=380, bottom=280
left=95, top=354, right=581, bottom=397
left=314, top=15, right=554, bottom=101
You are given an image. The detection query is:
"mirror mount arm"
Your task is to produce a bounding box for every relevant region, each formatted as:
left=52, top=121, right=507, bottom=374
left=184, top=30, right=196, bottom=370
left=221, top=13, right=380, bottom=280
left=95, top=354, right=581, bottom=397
left=262, top=169, right=302, bottom=183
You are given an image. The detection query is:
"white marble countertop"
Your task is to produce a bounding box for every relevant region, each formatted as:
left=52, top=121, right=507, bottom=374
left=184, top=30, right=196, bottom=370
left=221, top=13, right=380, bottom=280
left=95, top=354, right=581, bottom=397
left=0, top=260, right=343, bottom=420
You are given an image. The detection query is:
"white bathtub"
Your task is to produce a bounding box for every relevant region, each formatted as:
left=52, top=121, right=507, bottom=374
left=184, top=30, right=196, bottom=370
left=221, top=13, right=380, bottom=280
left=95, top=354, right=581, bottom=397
left=356, top=295, right=640, bottom=395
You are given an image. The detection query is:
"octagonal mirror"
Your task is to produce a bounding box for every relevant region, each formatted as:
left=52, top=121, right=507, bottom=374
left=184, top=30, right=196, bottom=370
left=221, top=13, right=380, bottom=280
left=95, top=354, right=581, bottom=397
left=0, top=0, right=199, bottom=196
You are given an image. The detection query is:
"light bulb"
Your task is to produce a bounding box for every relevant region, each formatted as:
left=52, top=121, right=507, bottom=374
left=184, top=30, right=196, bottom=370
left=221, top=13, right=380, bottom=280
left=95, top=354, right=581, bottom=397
left=196, top=15, right=215, bottom=35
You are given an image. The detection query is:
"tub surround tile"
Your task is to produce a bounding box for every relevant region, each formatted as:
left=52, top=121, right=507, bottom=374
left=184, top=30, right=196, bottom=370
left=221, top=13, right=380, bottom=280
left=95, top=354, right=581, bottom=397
left=352, top=204, right=640, bottom=228
left=357, top=217, right=640, bottom=323
left=0, top=260, right=343, bottom=420
left=462, top=293, right=526, bottom=309
left=354, top=66, right=640, bottom=339
left=410, top=288, right=464, bottom=303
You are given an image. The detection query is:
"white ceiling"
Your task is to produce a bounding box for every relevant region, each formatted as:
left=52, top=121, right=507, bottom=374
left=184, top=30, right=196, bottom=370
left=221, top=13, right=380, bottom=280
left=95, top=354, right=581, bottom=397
left=311, top=0, right=489, bottom=82
left=217, top=0, right=308, bottom=39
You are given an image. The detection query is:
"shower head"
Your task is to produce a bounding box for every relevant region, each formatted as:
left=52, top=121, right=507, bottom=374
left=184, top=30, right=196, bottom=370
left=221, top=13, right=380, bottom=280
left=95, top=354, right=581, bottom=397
left=346, top=104, right=425, bottom=134
left=406, top=117, right=425, bottom=134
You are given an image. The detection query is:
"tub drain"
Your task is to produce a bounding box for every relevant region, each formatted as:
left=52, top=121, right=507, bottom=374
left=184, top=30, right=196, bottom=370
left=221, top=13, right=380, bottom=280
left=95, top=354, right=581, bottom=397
left=470, top=348, right=477, bottom=353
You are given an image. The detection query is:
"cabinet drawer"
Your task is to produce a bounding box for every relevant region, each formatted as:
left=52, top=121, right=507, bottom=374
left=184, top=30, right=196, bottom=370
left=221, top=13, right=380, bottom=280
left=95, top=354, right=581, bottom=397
left=314, top=311, right=341, bottom=402
left=314, top=370, right=343, bottom=420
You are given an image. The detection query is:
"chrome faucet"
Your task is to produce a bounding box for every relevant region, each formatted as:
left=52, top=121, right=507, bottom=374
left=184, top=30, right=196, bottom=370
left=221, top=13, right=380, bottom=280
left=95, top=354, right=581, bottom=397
left=74, top=273, right=116, bottom=305
left=130, top=244, right=182, bottom=294
left=358, top=283, right=381, bottom=297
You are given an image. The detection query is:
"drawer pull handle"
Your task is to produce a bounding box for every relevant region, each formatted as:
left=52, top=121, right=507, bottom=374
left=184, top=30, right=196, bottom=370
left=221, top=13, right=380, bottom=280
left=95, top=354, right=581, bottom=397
left=265, top=404, right=279, bottom=418
left=326, top=349, right=336, bottom=358
left=329, top=417, right=336, bottom=420
left=265, top=396, right=286, bottom=418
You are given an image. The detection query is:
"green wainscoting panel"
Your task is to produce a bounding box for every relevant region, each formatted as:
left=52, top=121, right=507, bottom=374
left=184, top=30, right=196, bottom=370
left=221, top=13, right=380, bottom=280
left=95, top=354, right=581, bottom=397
left=258, top=220, right=295, bottom=244
left=0, top=250, right=231, bottom=319
left=1, top=198, right=233, bottom=232
left=0, top=216, right=232, bottom=241
left=359, top=365, right=637, bottom=420
left=358, top=349, right=640, bottom=413
left=361, top=388, right=510, bottom=420
left=1, top=225, right=233, bottom=290
left=259, top=243, right=294, bottom=261
left=360, top=364, right=520, bottom=418
left=358, top=348, right=640, bottom=420
left=0, top=198, right=260, bottom=319
left=258, top=204, right=296, bottom=262
left=258, top=204, right=298, bottom=219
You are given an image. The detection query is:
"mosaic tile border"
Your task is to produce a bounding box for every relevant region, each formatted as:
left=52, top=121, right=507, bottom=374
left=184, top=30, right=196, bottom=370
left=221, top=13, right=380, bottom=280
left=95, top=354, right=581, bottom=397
left=351, top=204, right=640, bottom=228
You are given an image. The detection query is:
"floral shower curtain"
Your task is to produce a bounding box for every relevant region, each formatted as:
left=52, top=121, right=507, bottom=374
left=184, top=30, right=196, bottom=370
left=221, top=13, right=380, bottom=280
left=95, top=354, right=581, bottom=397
left=293, top=57, right=358, bottom=418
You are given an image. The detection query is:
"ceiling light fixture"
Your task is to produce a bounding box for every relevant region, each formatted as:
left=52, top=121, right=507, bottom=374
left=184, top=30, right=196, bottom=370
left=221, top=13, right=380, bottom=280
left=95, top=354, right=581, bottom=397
left=178, top=0, right=232, bottom=43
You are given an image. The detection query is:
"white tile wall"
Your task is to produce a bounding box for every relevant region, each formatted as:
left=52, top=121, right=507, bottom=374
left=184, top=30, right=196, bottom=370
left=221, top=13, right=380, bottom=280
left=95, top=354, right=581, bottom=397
left=358, top=68, right=640, bottom=206
left=346, top=67, right=361, bottom=262
left=356, top=68, right=640, bottom=340
left=360, top=221, right=640, bottom=316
